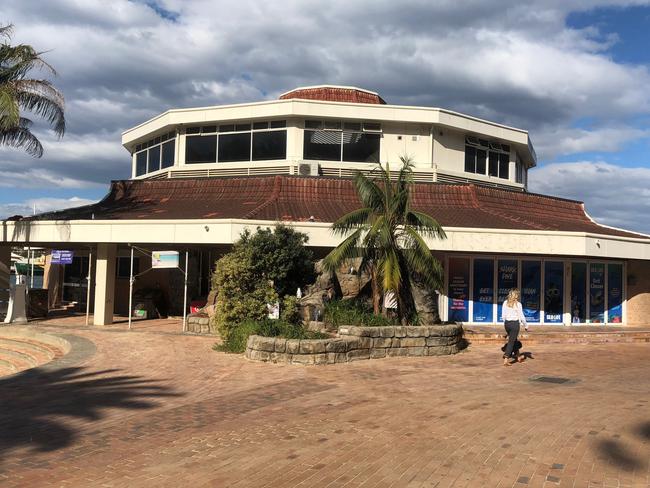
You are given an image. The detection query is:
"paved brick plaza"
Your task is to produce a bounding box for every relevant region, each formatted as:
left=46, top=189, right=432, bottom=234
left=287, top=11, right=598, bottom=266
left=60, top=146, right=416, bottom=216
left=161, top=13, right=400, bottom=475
left=0, top=324, right=648, bottom=487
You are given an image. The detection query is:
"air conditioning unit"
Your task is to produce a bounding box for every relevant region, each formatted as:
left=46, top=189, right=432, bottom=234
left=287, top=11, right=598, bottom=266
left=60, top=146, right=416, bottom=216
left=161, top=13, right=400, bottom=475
left=298, top=162, right=320, bottom=176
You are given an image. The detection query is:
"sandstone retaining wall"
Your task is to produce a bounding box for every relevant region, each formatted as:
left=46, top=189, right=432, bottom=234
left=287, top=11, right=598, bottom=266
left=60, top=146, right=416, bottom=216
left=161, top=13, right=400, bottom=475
left=245, top=324, right=464, bottom=364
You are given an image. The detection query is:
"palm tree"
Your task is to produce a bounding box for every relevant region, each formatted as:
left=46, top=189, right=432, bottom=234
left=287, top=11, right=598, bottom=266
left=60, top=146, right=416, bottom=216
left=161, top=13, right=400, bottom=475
left=323, top=157, right=447, bottom=324
left=0, top=24, right=65, bottom=157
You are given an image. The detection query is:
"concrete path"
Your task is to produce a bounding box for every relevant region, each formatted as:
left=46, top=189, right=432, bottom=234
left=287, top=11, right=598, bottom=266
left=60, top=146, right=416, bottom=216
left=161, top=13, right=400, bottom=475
left=0, top=325, right=648, bottom=487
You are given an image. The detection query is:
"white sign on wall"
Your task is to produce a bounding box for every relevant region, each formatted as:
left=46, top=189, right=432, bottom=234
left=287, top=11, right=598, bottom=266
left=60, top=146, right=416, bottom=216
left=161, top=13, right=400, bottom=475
left=152, top=251, right=179, bottom=269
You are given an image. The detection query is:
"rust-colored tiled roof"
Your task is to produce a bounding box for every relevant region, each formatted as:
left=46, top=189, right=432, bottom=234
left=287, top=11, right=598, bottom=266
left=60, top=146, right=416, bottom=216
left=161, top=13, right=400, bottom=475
left=279, top=86, right=386, bottom=104
left=28, top=176, right=648, bottom=240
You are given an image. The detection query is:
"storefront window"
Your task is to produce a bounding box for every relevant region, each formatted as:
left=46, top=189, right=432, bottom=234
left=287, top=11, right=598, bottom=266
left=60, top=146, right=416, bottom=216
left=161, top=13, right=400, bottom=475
left=607, top=264, right=623, bottom=323
left=544, top=261, right=564, bottom=323
left=589, top=263, right=605, bottom=323
left=497, top=259, right=518, bottom=320
left=521, top=261, right=541, bottom=322
left=472, top=259, right=494, bottom=322
left=571, top=262, right=587, bottom=323
left=448, top=258, right=470, bottom=322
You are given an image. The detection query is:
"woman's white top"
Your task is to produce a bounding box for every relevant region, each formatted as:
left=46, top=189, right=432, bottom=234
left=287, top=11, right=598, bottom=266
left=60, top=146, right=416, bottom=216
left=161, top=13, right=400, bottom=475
left=501, top=301, right=527, bottom=326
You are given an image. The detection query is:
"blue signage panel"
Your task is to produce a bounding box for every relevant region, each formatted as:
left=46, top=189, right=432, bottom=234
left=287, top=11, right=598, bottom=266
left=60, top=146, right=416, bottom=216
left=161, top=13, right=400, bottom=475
left=607, top=264, right=623, bottom=324
left=472, top=259, right=494, bottom=323
left=521, top=261, right=541, bottom=322
left=51, top=250, right=74, bottom=265
left=544, top=261, right=564, bottom=323
left=447, top=258, right=469, bottom=322
left=497, top=259, right=518, bottom=321
left=589, top=263, right=605, bottom=323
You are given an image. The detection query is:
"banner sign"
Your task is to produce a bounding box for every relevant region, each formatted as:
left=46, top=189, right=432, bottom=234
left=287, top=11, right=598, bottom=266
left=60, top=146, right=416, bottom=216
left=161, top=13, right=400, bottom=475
left=51, top=250, right=74, bottom=265
left=448, top=258, right=469, bottom=322
left=589, top=263, right=605, bottom=323
left=497, top=260, right=518, bottom=321
left=544, top=261, right=564, bottom=323
left=472, top=259, right=494, bottom=323
left=607, top=263, right=623, bottom=323
left=521, top=261, right=541, bottom=322
left=152, top=251, right=179, bottom=269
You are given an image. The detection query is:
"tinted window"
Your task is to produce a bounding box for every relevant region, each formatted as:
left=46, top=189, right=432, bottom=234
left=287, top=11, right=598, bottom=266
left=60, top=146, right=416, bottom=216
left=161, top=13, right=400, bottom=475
left=343, top=132, right=380, bottom=162
left=161, top=140, right=175, bottom=169
left=252, top=130, right=286, bottom=161
left=499, top=153, right=509, bottom=179
left=488, top=152, right=499, bottom=176
left=186, top=135, right=216, bottom=163
left=476, top=149, right=487, bottom=174
left=148, top=145, right=160, bottom=172
left=304, top=130, right=342, bottom=161
left=218, top=132, right=251, bottom=162
left=136, top=151, right=147, bottom=176
left=464, top=145, right=476, bottom=173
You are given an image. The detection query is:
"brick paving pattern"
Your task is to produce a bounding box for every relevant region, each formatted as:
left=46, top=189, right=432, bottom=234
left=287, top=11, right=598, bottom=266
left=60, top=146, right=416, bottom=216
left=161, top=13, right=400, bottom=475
left=0, top=324, right=648, bottom=487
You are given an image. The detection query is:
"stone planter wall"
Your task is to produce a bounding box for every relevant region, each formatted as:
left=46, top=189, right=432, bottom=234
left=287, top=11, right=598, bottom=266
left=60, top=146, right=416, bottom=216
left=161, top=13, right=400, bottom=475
left=186, top=313, right=213, bottom=334
left=245, top=324, right=464, bottom=365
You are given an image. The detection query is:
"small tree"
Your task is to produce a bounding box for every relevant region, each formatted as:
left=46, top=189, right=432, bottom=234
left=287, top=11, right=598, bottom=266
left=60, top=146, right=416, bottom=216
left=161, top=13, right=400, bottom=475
left=211, top=225, right=316, bottom=339
left=212, top=245, right=277, bottom=340
left=239, top=225, right=316, bottom=297
left=323, top=158, right=446, bottom=324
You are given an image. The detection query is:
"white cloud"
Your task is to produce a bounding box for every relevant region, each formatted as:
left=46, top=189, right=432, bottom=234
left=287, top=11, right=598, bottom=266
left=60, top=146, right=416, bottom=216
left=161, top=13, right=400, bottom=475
left=0, top=197, right=97, bottom=219
left=529, top=161, right=650, bottom=234
left=1, top=0, right=650, bottom=219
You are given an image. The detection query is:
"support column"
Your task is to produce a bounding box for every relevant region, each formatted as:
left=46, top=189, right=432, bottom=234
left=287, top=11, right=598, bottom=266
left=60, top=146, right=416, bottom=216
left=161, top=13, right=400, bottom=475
left=93, top=243, right=117, bottom=326
left=0, top=246, right=10, bottom=318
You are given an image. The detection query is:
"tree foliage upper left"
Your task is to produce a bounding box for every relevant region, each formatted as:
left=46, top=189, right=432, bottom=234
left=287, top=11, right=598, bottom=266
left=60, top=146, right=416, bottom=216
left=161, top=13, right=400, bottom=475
left=0, top=24, right=65, bottom=157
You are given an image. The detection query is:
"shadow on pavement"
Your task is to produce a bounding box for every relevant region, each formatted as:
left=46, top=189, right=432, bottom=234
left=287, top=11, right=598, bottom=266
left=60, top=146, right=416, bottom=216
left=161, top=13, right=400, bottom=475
left=0, top=366, right=179, bottom=461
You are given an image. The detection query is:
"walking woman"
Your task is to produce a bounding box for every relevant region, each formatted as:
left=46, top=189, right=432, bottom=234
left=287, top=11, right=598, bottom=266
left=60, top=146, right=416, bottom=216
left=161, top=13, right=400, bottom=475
left=501, top=288, right=528, bottom=366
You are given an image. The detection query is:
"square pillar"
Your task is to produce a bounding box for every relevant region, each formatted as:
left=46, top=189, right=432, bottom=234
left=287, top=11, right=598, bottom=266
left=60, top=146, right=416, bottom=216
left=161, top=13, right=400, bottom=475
left=93, top=243, right=116, bottom=326
left=0, top=246, right=10, bottom=317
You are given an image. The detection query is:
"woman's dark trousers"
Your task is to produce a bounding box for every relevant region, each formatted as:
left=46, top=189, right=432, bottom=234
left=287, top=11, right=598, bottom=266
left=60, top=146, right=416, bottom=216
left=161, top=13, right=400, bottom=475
left=503, top=320, right=520, bottom=359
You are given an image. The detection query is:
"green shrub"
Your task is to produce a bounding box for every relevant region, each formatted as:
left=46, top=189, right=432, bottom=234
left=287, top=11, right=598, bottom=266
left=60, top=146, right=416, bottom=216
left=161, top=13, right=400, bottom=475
left=280, top=295, right=302, bottom=325
left=213, top=319, right=262, bottom=353
left=214, top=319, right=329, bottom=354
left=323, top=299, right=397, bottom=327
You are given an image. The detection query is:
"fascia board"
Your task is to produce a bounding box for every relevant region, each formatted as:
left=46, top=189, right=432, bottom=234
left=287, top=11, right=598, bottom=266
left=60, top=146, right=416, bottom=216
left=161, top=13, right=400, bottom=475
left=121, top=99, right=536, bottom=164
left=3, top=220, right=649, bottom=259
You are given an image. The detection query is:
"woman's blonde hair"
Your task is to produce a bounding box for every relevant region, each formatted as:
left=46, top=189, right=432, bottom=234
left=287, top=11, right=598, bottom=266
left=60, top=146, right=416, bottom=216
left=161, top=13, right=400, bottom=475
left=506, top=288, right=520, bottom=307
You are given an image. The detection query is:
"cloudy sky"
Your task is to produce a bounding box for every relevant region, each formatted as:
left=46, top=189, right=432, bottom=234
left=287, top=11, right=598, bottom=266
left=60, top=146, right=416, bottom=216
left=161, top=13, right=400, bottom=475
left=1, top=0, right=649, bottom=233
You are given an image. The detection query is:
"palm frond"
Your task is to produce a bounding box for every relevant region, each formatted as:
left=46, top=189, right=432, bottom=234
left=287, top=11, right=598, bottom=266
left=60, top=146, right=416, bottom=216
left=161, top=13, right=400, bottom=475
left=16, top=87, right=65, bottom=136
left=0, top=123, right=43, bottom=157
left=322, top=229, right=364, bottom=273
left=353, top=170, right=385, bottom=211
left=331, top=207, right=372, bottom=235
left=406, top=210, right=447, bottom=240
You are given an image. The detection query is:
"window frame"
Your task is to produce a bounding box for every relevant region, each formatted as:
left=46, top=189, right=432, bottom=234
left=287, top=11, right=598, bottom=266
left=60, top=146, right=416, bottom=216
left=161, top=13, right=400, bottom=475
left=303, top=119, right=382, bottom=163
left=184, top=120, right=287, bottom=164
left=464, top=136, right=511, bottom=180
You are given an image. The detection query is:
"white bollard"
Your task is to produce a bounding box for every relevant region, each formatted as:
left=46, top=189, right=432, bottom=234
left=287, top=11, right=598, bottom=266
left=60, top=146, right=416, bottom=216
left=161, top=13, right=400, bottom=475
left=4, top=283, right=28, bottom=324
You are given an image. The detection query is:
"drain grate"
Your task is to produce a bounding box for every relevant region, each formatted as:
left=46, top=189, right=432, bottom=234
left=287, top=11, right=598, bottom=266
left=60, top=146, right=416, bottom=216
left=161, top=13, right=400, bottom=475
left=529, top=375, right=573, bottom=384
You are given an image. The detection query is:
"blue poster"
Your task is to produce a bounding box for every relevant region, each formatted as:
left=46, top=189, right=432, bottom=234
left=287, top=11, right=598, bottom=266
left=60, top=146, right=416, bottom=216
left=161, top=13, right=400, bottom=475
left=497, top=260, right=518, bottom=321
left=521, top=261, right=541, bottom=322
left=607, top=264, right=623, bottom=324
left=51, top=250, right=74, bottom=265
left=589, top=263, right=605, bottom=323
left=448, top=258, right=469, bottom=322
left=472, top=259, right=494, bottom=323
left=544, top=261, right=564, bottom=323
